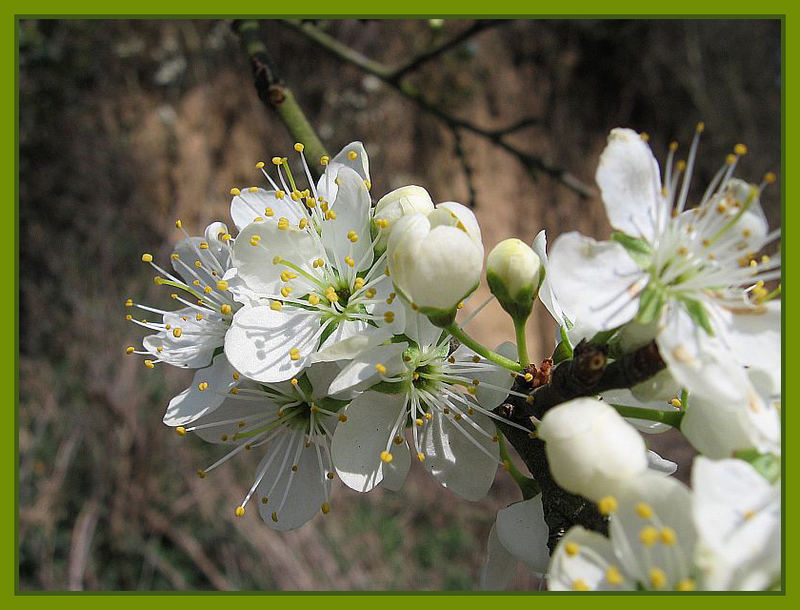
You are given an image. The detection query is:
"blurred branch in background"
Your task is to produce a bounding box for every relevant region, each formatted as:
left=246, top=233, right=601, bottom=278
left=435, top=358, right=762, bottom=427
left=231, top=19, right=329, bottom=174
left=283, top=19, right=595, bottom=202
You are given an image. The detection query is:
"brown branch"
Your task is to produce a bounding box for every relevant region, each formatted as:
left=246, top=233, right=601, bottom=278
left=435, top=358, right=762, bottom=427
left=282, top=19, right=595, bottom=200
left=452, top=128, right=477, bottom=208
left=493, top=340, right=667, bottom=552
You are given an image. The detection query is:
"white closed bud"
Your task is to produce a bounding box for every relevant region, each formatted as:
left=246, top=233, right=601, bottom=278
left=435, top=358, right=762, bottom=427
left=387, top=208, right=483, bottom=327
left=373, top=185, right=435, bottom=252
left=486, top=238, right=543, bottom=321
left=537, top=398, right=648, bottom=502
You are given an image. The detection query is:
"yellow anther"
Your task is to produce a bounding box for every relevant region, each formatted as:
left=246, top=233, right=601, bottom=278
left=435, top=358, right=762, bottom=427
left=472, top=355, right=481, bottom=363
left=669, top=398, right=682, bottom=408
left=353, top=277, right=366, bottom=290
left=234, top=505, right=246, bottom=517
left=291, top=464, right=298, bottom=472
left=325, top=210, right=337, bottom=220
left=365, top=288, right=376, bottom=298
left=744, top=509, right=756, bottom=520
left=220, top=434, right=228, bottom=442
left=598, top=496, right=618, bottom=515
left=125, top=298, right=134, bottom=308
left=203, top=286, right=212, bottom=294
left=347, top=150, right=358, bottom=160
left=375, top=363, right=387, bottom=375
left=271, top=511, right=278, bottom=523
left=172, top=327, right=183, bottom=338
left=197, top=382, right=208, bottom=391
left=272, top=256, right=282, bottom=265
left=457, top=301, right=464, bottom=310
left=157, top=346, right=163, bottom=352
left=144, top=360, right=155, bottom=369
left=271, top=156, right=282, bottom=166
left=635, top=502, right=654, bottom=519
left=199, top=241, right=209, bottom=250
left=669, top=141, right=679, bottom=152
left=639, top=526, right=659, bottom=547
left=275, top=190, right=285, bottom=199
left=415, top=418, right=424, bottom=427
left=572, top=579, right=589, bottom=591
left=270, top=300, right=282, bottom=311
left=676, top=160, right=687, bottom=171
left=246, top=186, right=258, bottom=194
left=253, top=216, right=264, bottom=223
left=294, top=142, right=305, bottom=152
left=250, top=235, right=261, bottom=246
left=280, top=270, right=298, bottom=282
left=176, top=426, right=187, bottom=436
left=216, top=280, right=229, bottom=291
left=384, top=311, right=395, bottom=323
left=255, top=161, right=265, bottom=169
left=125, top=346, right=135, bottom=354
left=299, top=218, right=308, bottom=229
left=221, top=233, right=231, bottom=241
left=230, top=388, right=239, bottom=395
left=762, top=254, right=771, bottom=263
left=230, top=187, right=241, bottom=196
left=742, top=228, right=752, bottom=238
left=232, top=372, right=240, bottom=380
left=675, top=578, right=696, bottom=591
left=321, top=502, right=330, bottom=514
left=380, top=451, right=393, bottom=463
left=338, top=413, right=347, bottom=423
left=326, top=472, right=335, bottom=480
left=750, top=259, right=758, bottom=267
left=524, top=373, right=534, bottom=382
left=696, top=121, right=705, bottom=133
left=141, top=253, right=153, bottom=263
left=649, top=567, right=667, bottom=589
left=764, top=172, right=777, bottom=183
left=726, top=153, right=737, bottom=165
left=716, top=202, right=727, bottom=213
left=289, top=348, right=301, bottom=361
left=196, top=469, right=207, bottom=479
left=606, top=566, right=623, bottom=585
left=393, top=435, right=404, bottom=446
left=320, top=155, right=330, bottom=166
left=220, top=304, right=232, bottom=315
left=660, top=527, right=677, bottom=545
left=425, top=413, right=432, bottom=420
left=734, top=143, right=748, bottom=156
left=640, top=132, right=650, bottom=142
left=281, top=286, right=293, bottom=297
left=277, top=218, right=290, bottom=230
left=565, top=542, right=580, bottom=557
left=308, top=294, right=320, bottom=306
left=290, top=378, right=299, bottom=387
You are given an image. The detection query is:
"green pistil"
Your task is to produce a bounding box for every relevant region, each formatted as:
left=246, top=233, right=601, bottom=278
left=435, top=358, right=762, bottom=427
left=156, top=278, right=205, bottom=303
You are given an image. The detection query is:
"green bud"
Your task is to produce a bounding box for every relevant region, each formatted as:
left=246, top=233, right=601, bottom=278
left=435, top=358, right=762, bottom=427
left=486, top=238, right=543, bottom=321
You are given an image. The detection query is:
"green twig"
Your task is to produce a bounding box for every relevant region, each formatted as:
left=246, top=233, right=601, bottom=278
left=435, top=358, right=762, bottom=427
left=514, top=319, right=530, bottom=366
left=445, top=323, right=523, bottom=372
left=608, top=404, right=684, bottom=428
left=231, top=20, right=328, bottom=177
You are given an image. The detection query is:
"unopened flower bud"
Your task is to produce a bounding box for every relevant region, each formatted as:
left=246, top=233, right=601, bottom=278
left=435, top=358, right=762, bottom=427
left=387, top=209, right=483, bottom=327
left=537, top=398, right=648, bottom=502
left=373, top=186, right=435, bottom=252
left=486, top=238, right=543, bottom=321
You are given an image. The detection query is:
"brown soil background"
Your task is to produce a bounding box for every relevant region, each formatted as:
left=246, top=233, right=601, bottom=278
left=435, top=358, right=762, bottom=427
left=18, top=19, right=781, bottom=590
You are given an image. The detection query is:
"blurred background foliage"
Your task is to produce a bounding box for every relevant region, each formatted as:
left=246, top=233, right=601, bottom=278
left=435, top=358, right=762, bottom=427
left=18, top=18, right=780, bottom=590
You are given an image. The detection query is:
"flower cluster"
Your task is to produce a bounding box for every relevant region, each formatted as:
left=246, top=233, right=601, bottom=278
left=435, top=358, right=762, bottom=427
left=479, top=126, right=781, bottom=591
left=128, top=128, right=780, bottom=591
left=127, top=142, right=531, bottom=530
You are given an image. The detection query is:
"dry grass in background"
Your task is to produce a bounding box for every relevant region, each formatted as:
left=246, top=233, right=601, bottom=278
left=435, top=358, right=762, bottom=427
left=19, top=18, right=780, bottom=590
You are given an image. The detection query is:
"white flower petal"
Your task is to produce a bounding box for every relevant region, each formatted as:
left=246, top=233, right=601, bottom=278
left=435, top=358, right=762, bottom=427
left=327, top=342, right=408, bottom=397
left=256, top=435, right=328, bottom=531
left=224, top=305, right=321, bottom=383
left=646, top=450, right=677, bottom=475
left=596, top=127, right=664, bottom=241
left=190, top=394, right=278, bottom=444
left=321, top=167, right=373, bottom=270
left=433, top=201, right=483, bottom=246
left=231, top=221, right=318, bottom=297
left=331, top=391, right=406, bottom=492
left=548, top=232, right=645, bottom=333
left=496, top=495, right=550, bottom=573
left=452, top=341, right=516, bottom=409
left=163, top=355, right=237, bottom=426
left=310, top=328, right=394, bottom=364
left=548, top=526, right=630, bottom=591
left=380, top=440, right=411, bottom=492
left=532, top=230, right=565, bottom=327
left=657, top=305, right=750, bottom=403
left=419, top=409, right=498, bottom=501
left=143, top=307, right=226, bottom=369
left=316, top=141, right=370, bottom=203
left=479, top=524, right=517, bottom=590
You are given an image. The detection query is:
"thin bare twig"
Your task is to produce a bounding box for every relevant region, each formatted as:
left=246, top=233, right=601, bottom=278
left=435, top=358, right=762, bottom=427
left=452, top=129, right=477, bottom=208
left=387, top=20, right=506, bottom=82
left=282, top=19, right=594, bottom=199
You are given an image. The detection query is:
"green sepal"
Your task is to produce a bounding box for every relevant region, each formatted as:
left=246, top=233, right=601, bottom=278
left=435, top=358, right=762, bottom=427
left=678, top=296, right=714, bottom=336
left=370, top=379, right=411, bottom=395
left=635, top=282, right=665, bottom=324
left=733, top=449, right=781, bottom=485
left=486, top=269, right=535, bottom=322
left=611, top=231, right=653, bottom=268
